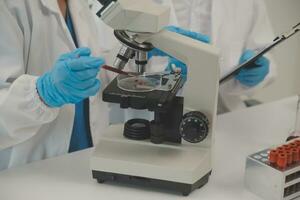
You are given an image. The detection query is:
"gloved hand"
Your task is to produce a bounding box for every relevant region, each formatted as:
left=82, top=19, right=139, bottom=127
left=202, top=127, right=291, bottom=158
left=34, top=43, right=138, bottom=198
left=235, top=50, right=270, bottom=87
left=36, top=48, right=104, bottom=108
left=149, top=26, right=211, bottom=58
left=161, top=26, right=210, bottom=79
left=165, top=58, right=188, bottom=81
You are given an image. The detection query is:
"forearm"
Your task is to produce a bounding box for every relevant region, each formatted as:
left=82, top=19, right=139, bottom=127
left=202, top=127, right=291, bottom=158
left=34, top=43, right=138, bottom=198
left=221, top=0, right=277, bottom=97
left=221, top=53, right=277, bottom=97
left=0, top=75, right=59, bottom=150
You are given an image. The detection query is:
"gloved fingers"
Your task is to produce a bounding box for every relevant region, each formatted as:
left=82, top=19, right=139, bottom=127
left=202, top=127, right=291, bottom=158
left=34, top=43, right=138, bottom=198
left=167, top=58, right=188, bottom=75
left=69, top=67, right=100, bottom=81
left=166, top=63, right=181, bottom=73
left=235, top=49, right=271, bottom=87
left=237, top=74, right=261, bottom=80
left=59, top=47, right=91, bottom=61
left=239, top=64, right=269, bottom=76
left=238, top=68, right=259, bottom=77
left=239, top=69, right=269, bottom=78
left=237, top=73, right=261, bottom=80
left=55, top=88, right=82, bottom=105
left=67, top=79, right=101, bottom=98
left=235, top=74, right=254, bottom=86
left=166, top=26, right=210, bottom=43
left=84, top=79, right=101, bottom=96
left=255, top=56, right=270, bottom=67
left=236, top=79, right=256, bottom=87
left=239, top=50, right=270, bottom=70
left=239, top=50, right=255, bottom=64
left=57, top=79, right=101, bottom=104
left=67, top=57, right=104, bottom=71
left=56, top=86, right=82, bottom=104
left=67, top=77, right=99, bottom=90
left=166, top=63, right=182, bottom=74
left=236, top=69, right=268, bottom=87
left=50, top=84, right=71, bottom=106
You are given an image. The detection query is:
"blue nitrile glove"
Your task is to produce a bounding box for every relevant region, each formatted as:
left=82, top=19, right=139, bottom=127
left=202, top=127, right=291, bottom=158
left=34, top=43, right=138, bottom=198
left=149, top=26, right=211, bottom=58
left=165, top=58, right=188, bottom=82
left=36, top=48, right=104, bottom=107
left=235, top=50, right=270, bottom=87
left=159, top=26, right=210, bottom=80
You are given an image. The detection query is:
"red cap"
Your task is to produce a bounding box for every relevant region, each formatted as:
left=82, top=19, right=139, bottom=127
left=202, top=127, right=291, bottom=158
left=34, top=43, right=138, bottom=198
left=290, top=143, right=297, bottom=149
left=297, top=147, right=300, bottom=160
left=277, top=153, right=288, bottom=169
left=286, top=150, right=293, bottom=165
left=283, top=144, right=291, bottom=151
left=277, top=147, right=285, bottom=152
left=292, top=148, right=299, bottom=163
left=269, top=150, right=278, bottom=164
left=294, top=140, right=300, bottom=147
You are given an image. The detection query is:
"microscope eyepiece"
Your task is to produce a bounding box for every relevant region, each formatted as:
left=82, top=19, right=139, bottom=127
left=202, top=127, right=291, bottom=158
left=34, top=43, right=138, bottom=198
left=96, top=0, right=117, bottom=17
left=97, top=0, right=117, bottom=6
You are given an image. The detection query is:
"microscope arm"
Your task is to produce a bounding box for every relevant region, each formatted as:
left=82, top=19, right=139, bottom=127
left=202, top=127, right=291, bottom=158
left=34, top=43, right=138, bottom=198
left=147, top=30, right=220, bottom=119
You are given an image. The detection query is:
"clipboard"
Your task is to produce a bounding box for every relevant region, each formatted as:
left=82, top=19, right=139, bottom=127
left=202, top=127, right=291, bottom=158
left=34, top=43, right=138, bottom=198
left=220, top=22, right=300, bottom=84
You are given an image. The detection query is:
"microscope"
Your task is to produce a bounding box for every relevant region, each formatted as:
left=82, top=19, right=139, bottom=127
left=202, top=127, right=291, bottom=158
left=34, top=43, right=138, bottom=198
left=90, top=0, right=220, bottom=196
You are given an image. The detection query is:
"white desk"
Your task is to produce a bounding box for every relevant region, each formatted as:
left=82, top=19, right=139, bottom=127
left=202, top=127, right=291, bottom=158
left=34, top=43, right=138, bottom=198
left=0, top=96, right=299, bottom=200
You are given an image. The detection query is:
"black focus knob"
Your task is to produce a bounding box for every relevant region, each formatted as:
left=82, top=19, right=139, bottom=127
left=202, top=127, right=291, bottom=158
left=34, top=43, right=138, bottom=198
left=180, top=111, right=209, bottom=143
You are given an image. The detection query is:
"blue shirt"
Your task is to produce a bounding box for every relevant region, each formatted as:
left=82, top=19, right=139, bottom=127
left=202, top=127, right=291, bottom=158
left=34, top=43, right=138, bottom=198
left=65, top=6, right=93, bottom=153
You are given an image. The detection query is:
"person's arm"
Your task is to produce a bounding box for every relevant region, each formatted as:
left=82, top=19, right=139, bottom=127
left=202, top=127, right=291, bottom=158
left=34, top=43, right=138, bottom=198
left=221, top=0, right=277, bottom=96
left=0, top=3, right=59, bottom=150
left=245, top=0, right=277, bottom=88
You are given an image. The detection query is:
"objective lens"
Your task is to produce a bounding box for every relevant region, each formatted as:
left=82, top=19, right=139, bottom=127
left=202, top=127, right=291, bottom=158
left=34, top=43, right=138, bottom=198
left=113, top=46, right=135, bottom=70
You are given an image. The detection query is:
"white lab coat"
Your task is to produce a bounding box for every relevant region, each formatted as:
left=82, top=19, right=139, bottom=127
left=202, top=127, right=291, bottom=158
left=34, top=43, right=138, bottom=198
left=171, top=0, right=277, bottom=113
left=0, top=0, right=179, bottom=171
left=0, top=0, right=276, bottom=170
left=0, top=0, right=114, bottom=170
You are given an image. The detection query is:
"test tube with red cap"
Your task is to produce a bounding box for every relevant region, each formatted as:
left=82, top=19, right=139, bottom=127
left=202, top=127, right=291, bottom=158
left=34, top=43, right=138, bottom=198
left=277, top=153, right=288, bottom=169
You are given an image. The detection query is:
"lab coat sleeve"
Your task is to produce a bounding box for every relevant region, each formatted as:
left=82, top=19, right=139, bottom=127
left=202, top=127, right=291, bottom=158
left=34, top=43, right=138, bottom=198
left=221, top=0, right=277, bottom=97
left=0, top=3, right=59, bottom=150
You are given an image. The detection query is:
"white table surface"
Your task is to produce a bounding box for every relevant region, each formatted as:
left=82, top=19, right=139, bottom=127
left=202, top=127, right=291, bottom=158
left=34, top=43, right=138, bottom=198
left=0, top=96, right=299, bottom=200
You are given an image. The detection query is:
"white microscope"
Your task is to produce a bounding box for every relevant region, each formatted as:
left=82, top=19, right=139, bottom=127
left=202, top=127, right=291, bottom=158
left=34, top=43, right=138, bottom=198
left=90, top=0, right=220, bottom=196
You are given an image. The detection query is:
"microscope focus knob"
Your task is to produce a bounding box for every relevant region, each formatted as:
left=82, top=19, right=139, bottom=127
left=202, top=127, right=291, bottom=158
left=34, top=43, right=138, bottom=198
left=180, top=111, right=209, bottom=143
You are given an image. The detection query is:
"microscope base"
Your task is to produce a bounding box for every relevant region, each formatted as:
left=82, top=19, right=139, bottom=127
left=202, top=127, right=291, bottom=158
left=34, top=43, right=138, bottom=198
left=92, top=170, right=211, bottom=196
left=90, top=124, right=213, bottom=196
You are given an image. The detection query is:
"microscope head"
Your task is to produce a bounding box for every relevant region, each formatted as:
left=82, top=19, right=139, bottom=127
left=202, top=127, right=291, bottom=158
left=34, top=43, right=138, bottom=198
left=97, top=0, right=170, bottom=33
left=97, top=0, right=170, bottom=73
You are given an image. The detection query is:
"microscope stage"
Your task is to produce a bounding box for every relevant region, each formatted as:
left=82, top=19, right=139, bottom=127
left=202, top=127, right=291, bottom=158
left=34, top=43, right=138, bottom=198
left=90, top=125, right=212, bottom=190
left=102, top=75, right=184, bottom=110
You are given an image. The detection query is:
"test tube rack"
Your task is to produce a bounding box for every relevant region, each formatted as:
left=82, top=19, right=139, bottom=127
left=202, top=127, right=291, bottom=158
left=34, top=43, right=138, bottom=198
left=245, top=139, right=300, bottom=200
